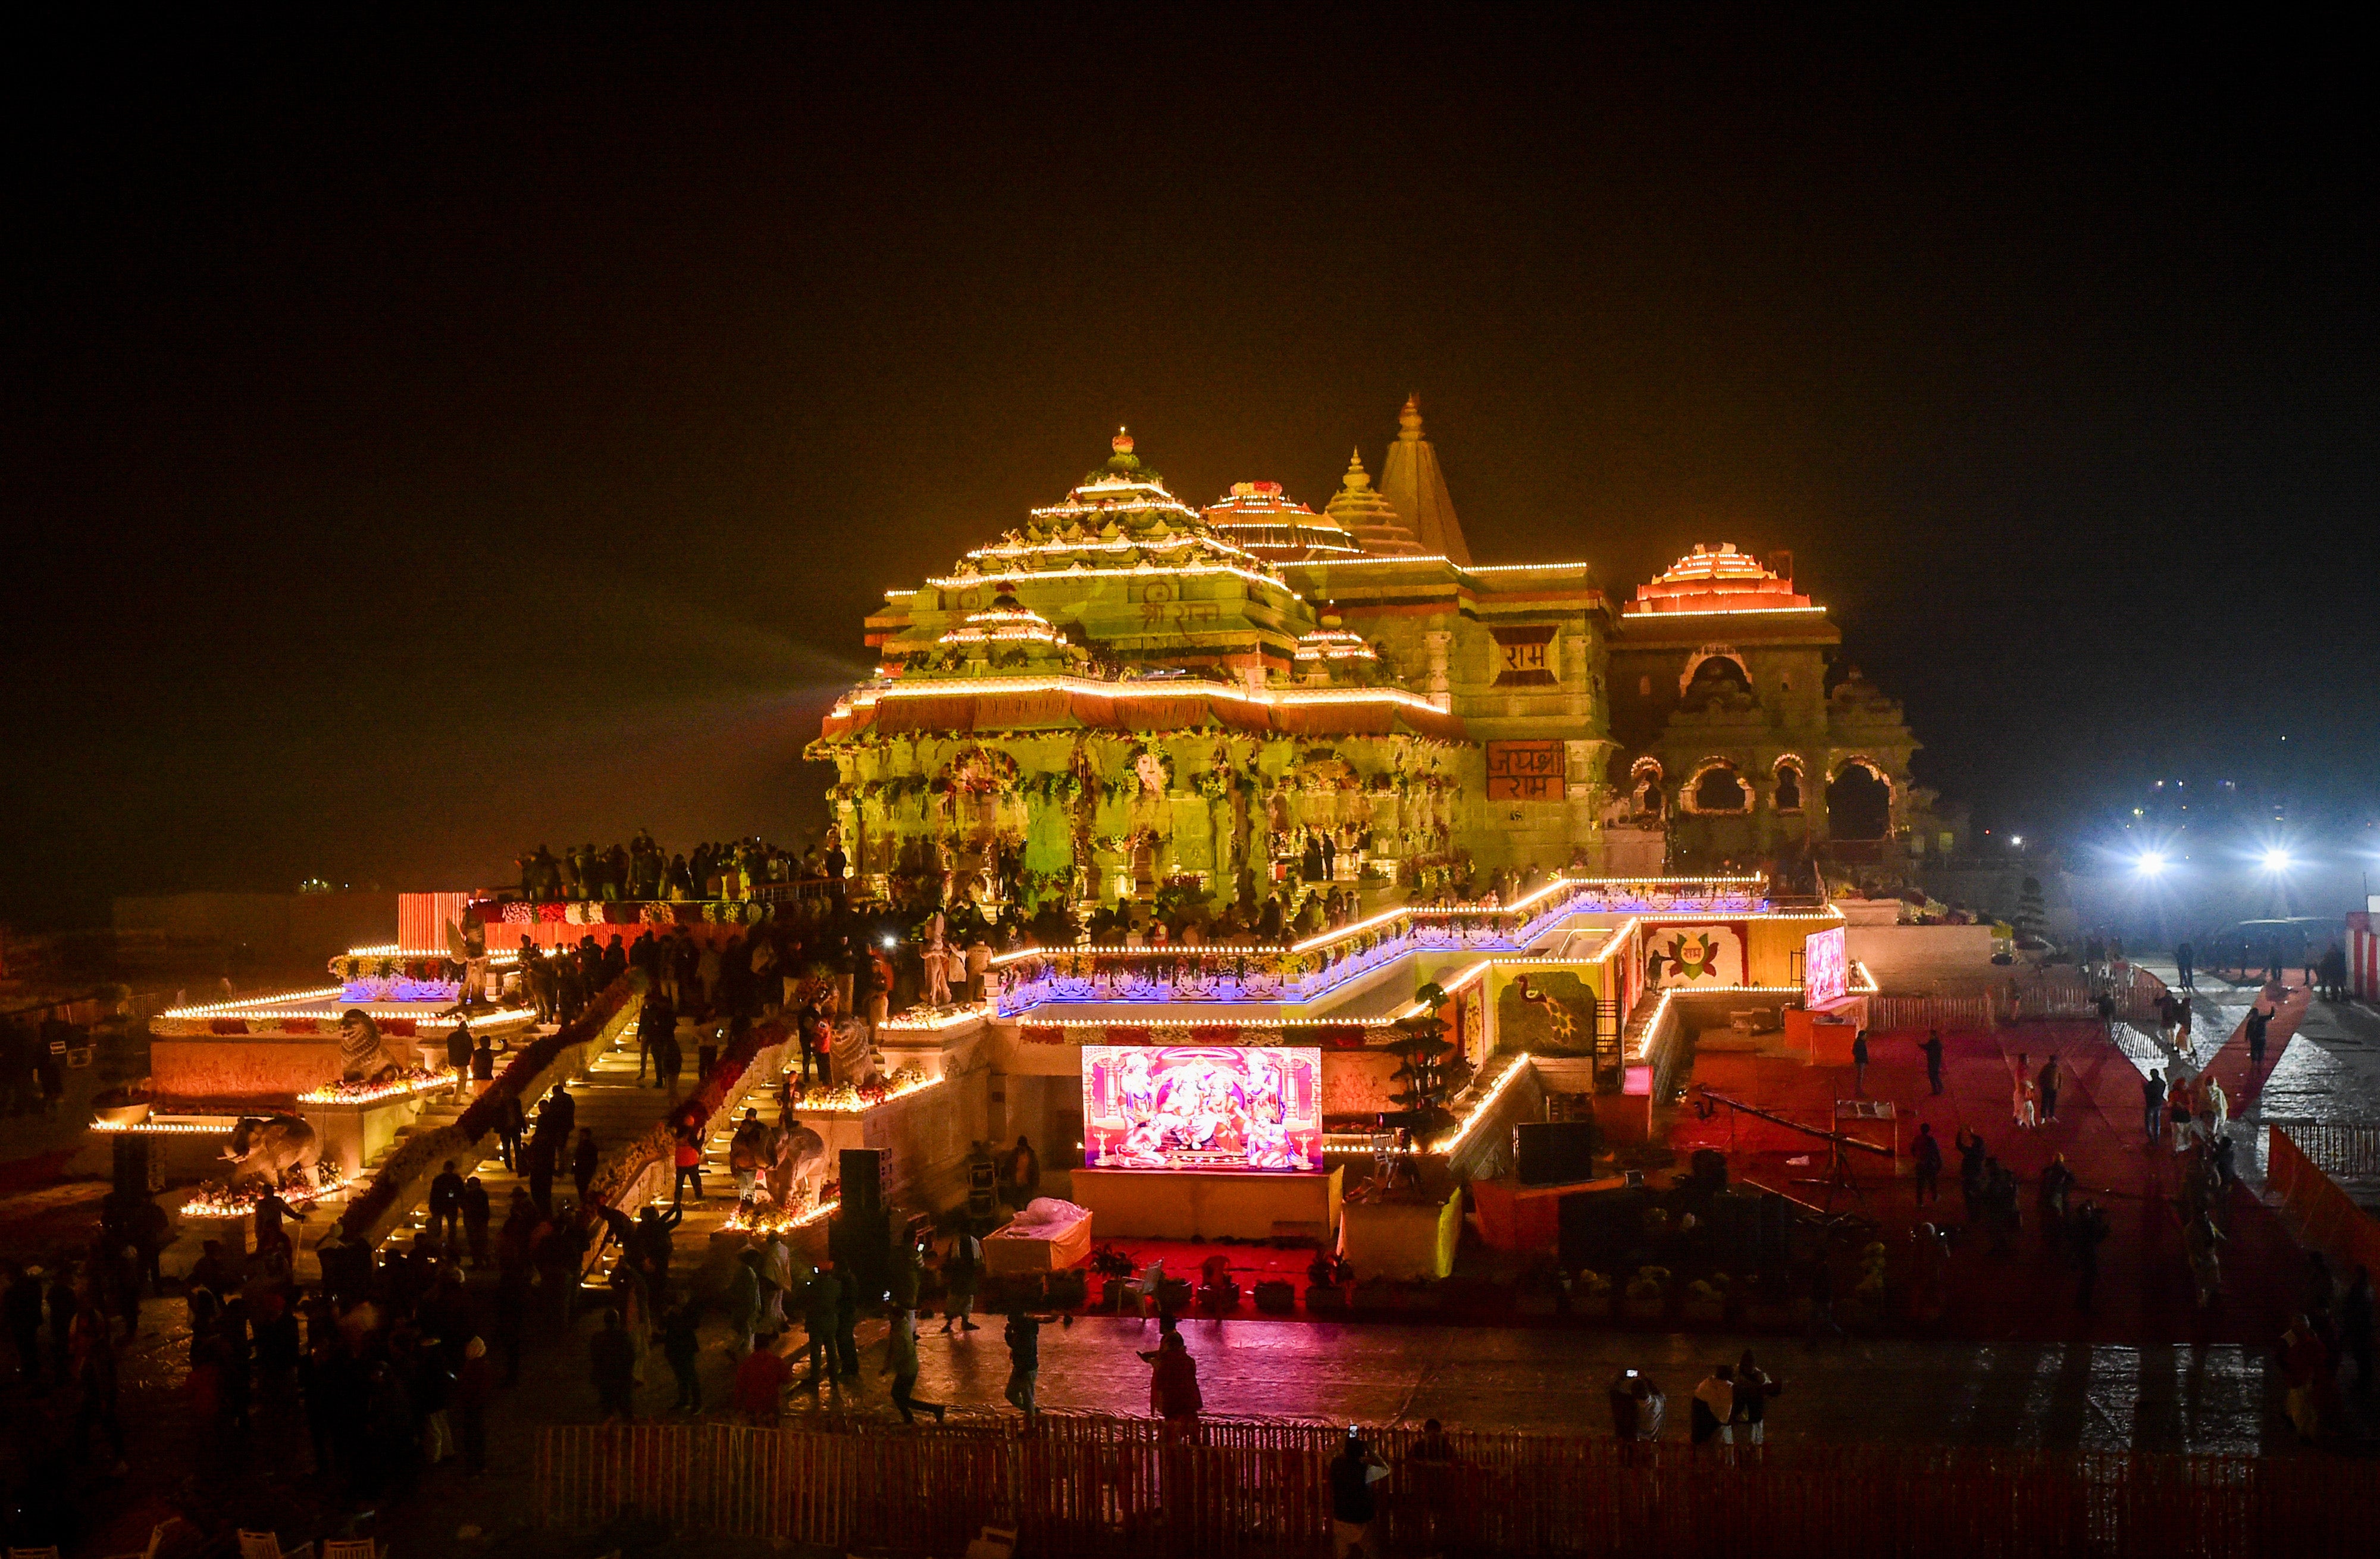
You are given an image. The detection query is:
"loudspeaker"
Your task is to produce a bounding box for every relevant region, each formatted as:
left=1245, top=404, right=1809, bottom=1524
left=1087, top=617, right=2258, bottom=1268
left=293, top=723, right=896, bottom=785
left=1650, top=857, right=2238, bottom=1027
left=839, top=1148, right=884, bottom=1213
left=1514, top=1120, right=1604, bottom=1185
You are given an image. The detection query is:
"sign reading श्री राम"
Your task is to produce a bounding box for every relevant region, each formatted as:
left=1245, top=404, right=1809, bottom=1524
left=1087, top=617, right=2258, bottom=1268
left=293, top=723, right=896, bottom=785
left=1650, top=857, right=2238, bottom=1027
left=1485, top=740, right=1563, bottom=800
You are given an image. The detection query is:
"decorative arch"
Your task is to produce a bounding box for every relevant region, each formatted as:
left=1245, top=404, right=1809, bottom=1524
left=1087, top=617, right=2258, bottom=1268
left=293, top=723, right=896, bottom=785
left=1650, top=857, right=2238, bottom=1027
left=1683, top=758, right=1752, bottom=815
left=1771, top=753, right=1806, bottom=814
left=1626, top=756, right=1665, bottom=819
left=1679, top=645, right=1752, bottom=696
left=1825, top=756, right=1894, bottom=840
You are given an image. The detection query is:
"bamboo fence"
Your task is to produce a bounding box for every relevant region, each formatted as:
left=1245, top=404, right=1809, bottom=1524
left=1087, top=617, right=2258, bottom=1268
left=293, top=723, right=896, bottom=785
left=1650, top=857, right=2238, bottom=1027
left=537, top=1411, right=2377, bottom=1557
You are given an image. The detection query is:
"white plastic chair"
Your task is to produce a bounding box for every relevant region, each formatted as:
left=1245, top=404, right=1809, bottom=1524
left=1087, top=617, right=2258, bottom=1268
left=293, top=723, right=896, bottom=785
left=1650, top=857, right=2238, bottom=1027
left=238, top=1532, right=315, bottom=1559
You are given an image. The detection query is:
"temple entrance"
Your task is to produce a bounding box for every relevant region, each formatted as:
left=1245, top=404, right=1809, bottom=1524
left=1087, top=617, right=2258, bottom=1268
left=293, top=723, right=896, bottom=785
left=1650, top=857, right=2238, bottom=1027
left=1827, top=762, right=1891, bottom=840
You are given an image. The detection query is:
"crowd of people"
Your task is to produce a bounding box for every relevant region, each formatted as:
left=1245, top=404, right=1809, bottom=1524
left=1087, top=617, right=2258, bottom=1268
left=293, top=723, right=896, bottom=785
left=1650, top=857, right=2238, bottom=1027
left=513, top=831, right=825, bottom=904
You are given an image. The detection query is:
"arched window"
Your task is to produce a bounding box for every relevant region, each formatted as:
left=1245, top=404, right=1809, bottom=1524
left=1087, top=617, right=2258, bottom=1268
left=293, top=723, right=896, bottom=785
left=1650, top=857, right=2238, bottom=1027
left=1827, top=762, right=1892, bottom=840
left=1773, top=765, right=1803, bottom=812
left=1691, top=766, right=1749, bottom=813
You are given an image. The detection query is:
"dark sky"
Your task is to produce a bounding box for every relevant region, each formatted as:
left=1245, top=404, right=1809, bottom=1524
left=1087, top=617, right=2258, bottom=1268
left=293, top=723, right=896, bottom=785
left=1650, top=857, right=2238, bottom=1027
left=5, top=10, right=2375, bottom=925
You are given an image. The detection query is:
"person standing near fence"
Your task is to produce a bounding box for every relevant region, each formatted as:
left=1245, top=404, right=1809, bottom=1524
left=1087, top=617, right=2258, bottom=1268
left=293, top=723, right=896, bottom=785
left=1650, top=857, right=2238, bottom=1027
left=2142, top=1068, right=2166, bottom=1145
left=1147, top=1330, right=1202, bottom=1435
left=1327, top=1429, right=1390, bottom=1559
left=1912, top=1123, right=1943, bottom=1206
left=663, top=1303, right=702, bottom=1412
left=2037, top=1053, right=2061, bottom=1124
left=1851, top=1029, right=1869, bottom=1097
left=590, top=1307, right=637, bottom=1422
left=1690, top=1364, right=1736, bottom=1454
left=1734, top=1351, right=1779, bottom=1445
left=1917, top=1029, right=1944, bottom=1095
left=882, top=1307, right=945, bottom=1424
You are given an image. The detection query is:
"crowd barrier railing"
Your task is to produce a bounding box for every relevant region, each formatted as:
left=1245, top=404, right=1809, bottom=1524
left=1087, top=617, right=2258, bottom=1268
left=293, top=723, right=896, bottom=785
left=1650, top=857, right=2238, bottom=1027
left=537, top=1412, right=2375, bottom=1559
left=2267, top=1125, right=2380, bottom=1280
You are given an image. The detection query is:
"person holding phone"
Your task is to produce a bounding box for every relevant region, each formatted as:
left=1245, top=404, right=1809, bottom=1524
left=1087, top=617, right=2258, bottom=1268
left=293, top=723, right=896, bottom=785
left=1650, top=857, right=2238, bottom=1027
left=1328, top=1428, right=1390, bottom=1558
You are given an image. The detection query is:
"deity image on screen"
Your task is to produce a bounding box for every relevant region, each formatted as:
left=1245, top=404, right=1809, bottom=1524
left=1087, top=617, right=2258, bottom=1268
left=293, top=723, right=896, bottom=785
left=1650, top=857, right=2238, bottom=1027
left=1081, top=1045, right=1323, bottom=1172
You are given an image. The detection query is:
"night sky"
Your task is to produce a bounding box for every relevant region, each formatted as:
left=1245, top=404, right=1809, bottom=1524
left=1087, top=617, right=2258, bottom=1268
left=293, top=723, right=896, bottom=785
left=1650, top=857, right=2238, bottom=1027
left=5, top=11, right=2374, bottom=925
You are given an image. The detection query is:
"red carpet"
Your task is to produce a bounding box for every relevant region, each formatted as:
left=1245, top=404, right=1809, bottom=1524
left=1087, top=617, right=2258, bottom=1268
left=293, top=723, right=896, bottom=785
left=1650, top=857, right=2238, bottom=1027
left=1673, top=1020, right=2304, bottom=1344
left=2194, top=981, right=2309, bottom=1110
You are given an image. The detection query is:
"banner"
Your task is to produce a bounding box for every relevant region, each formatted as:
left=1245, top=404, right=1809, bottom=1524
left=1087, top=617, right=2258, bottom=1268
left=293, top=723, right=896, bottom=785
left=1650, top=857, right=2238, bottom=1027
left=1080, top=1045, right=1322, bottom=1172
left=1804, top=925, right=1848, bottom=1007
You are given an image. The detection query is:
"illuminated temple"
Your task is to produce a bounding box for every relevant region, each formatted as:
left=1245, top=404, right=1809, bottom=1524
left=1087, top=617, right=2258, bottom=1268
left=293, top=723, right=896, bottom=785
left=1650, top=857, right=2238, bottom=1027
left=95, top=396, right=1941, bottom=1287
left=814, top=399, right=1931, bottom=905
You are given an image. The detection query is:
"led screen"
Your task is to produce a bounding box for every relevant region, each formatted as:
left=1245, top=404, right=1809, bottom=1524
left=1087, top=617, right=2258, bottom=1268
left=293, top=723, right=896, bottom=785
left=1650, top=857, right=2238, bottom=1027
left=1081, top=1045, right=1323, bottom=1172
left=1803, top=926, right=1848, bottom=1009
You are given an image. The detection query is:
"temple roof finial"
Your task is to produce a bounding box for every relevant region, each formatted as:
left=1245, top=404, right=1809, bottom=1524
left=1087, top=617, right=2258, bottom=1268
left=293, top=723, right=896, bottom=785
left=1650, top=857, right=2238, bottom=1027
left=1112, top=427, right=1134, bottom=455
left=1398, top=394, right=1423, bottom=441
left=1342, top=447, right=1371, bottom=489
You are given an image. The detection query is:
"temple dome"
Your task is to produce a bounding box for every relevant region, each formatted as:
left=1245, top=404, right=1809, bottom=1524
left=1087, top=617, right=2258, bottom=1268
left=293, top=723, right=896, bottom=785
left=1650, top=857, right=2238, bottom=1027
left=1324, top=449, right=1424, bottom=557
left=1202, top=479, right=1363, bottom=562
left=1626, top=543, right=1814, bottom=615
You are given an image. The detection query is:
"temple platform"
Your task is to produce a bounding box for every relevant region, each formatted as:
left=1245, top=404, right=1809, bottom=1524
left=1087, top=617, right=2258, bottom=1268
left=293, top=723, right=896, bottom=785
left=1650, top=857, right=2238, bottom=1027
left=1070, top=1165, right=1342, bottom=1242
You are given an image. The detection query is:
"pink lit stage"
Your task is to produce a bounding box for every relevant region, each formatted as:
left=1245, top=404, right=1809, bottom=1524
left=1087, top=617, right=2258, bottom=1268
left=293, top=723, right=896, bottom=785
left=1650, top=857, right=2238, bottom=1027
left=1075, top=1044, right=1337, bottom=1240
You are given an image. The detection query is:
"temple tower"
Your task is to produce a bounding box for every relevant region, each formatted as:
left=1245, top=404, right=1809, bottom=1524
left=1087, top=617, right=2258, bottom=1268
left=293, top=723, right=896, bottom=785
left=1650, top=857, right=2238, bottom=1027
left=1377, top=394, right=1471, bottom=565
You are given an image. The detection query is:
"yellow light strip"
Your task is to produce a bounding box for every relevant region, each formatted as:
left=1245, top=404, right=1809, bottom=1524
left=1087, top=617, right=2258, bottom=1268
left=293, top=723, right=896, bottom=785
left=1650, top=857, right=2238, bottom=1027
left=163, top=986, right=345, bottom=1018
left=1433, top=1055, right=1536, bottom=1155
left=1620, top=605, right=1828, bottom=618
left=923, top=564, right=1289, bottom=592
left=843, top=673, right=1448, bottom=716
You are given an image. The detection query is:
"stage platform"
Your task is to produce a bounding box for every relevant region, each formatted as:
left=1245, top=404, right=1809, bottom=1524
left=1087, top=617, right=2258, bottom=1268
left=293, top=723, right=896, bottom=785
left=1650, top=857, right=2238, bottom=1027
left=1070, top=1166, right=1342, bottom=1242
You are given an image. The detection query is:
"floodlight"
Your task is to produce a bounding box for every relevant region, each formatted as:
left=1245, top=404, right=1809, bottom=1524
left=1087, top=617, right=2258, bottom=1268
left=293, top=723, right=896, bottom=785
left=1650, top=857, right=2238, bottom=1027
left=2261, top=849, right=2291, bottom=873
left=2136, top=853, right=2166, bottom=876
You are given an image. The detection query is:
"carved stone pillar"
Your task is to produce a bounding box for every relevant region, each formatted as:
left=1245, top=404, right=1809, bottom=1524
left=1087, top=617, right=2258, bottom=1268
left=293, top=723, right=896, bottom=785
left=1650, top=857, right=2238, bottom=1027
left=1423, top=630, right=1452, bottom=711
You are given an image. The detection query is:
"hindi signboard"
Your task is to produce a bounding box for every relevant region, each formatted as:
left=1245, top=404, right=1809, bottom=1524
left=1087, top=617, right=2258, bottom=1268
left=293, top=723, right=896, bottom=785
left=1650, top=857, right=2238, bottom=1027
left=1485, top=740, right=1564, bottom=800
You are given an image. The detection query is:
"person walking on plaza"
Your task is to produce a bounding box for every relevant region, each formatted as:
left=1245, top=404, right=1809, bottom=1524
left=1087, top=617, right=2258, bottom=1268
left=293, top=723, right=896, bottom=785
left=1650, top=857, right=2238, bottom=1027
left=1850, top=1029, right=1869, bottom=1097
left=544, top=1078, right=578, bottom=1144
left=447, top=1019, right=475, bottom=1100
left=2247, top=1006, right=2271, bottom=1073
left=1003, top=1303, right=1063, bottom=1416
left=1912, top=1122, right=1943, bottom=1206
left=496, top=1090, right=527, bottom=1170
left=2009, top=1051, right=2037, bottom=1129
left=734, top=1333, right=792, bottom=1423
left=590, top=1307, right=637, bottom=1422
left=572, top=1127, right=599, bottom=1204
left=1327, top=1429, right=1391, bottom=1559
left=2177, top=940, right=2194, bottom=990
left=2143, top=1067, right=2167, bottom=1145
left=1147, top=1330, right=1202, bottom=1433
left=662, top=1302, right=702, bottom=1412
left=461, top=1175, right=491, bottom=1267
left=940, top=1228, right=983, bottom=1333
left=883, top=1307, right=945, bottom=1424
left=673, top=1117, right=704, bottom=1205
left=1955, top=1128, right=1988, bottom=1222
left=784, top=1263, right=831, bottom=1389
left=427, top=1160, right=465, bottom=1248
left=1917, top=1029, right=1945, bottom=1095
left=2037, top=1053, right=2062, bottom=1125
left=2185, top=1209, right=2226, bottom=1308
left=2071, top=1200, right=2110, bottom=1313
